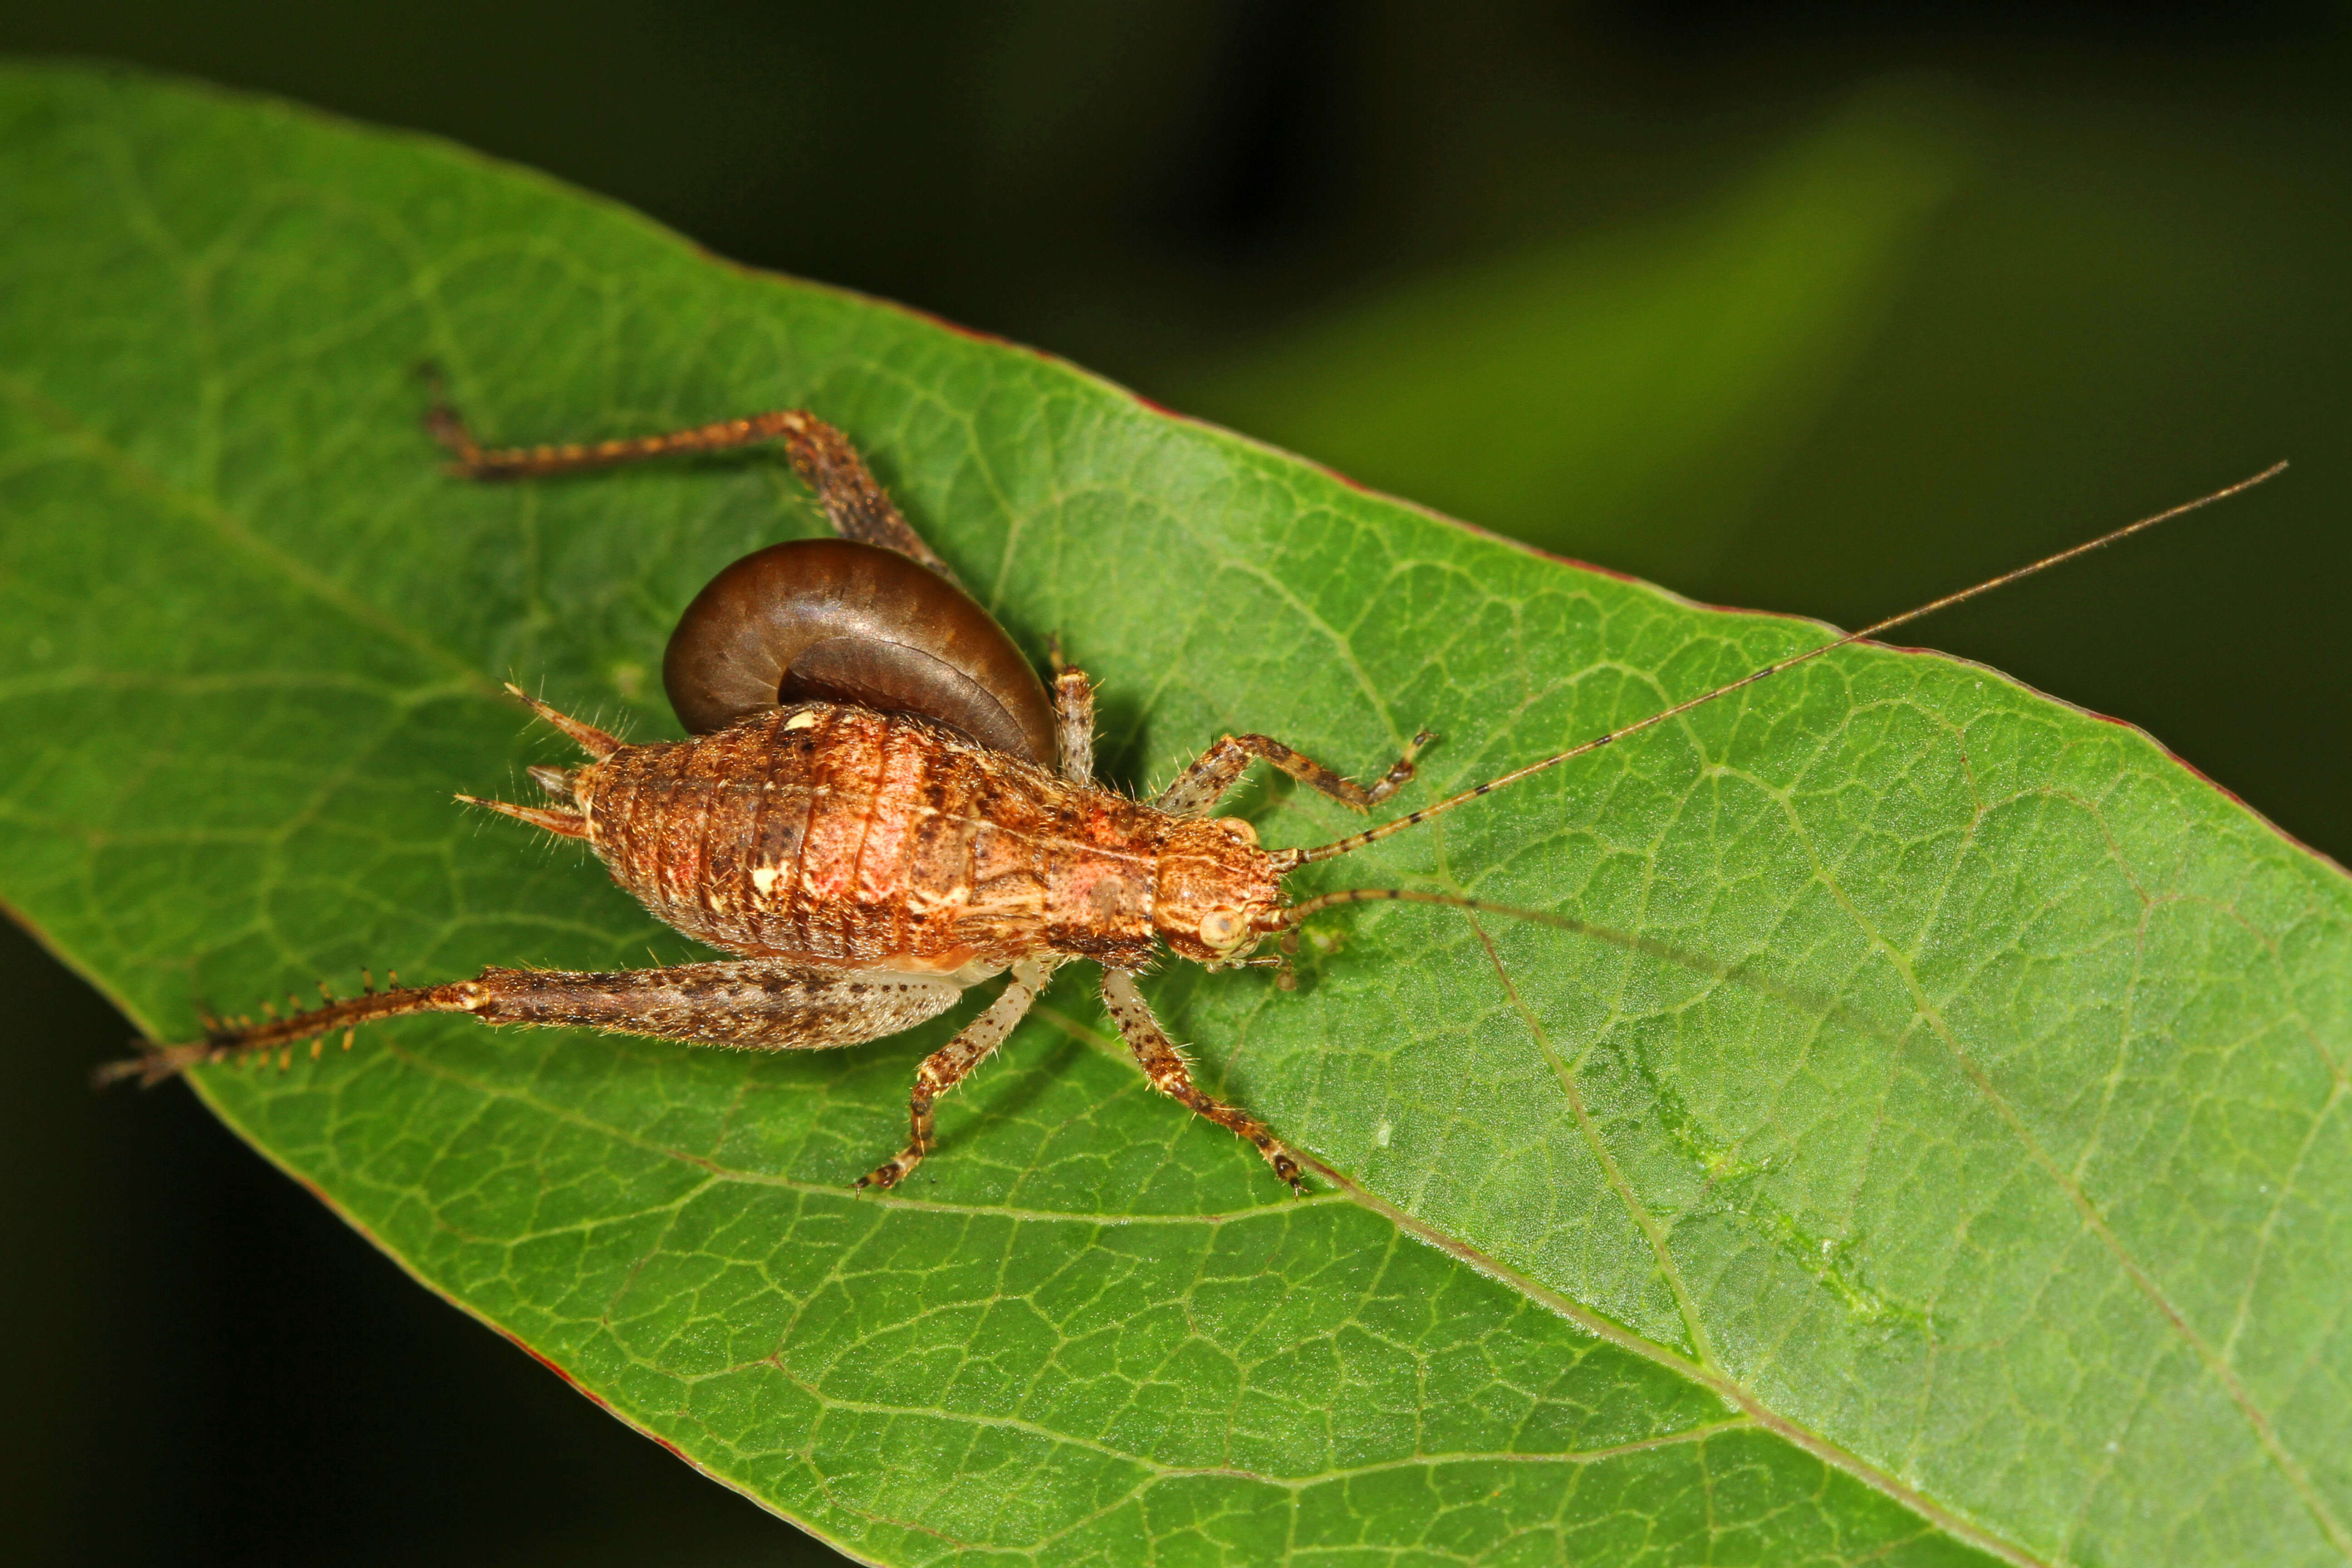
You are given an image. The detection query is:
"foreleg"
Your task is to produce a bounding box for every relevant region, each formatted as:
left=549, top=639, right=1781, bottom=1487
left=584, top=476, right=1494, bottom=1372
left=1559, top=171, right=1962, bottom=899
left=423, top=381, right=957, bottom=579
left=1151, top=729, right=1433, bottom=818
left=1099, top=968, right=1305, bottom=1193
left=98, top=960, right=963, bottom=1087
left=858, top=959, right=1057, bottom=1190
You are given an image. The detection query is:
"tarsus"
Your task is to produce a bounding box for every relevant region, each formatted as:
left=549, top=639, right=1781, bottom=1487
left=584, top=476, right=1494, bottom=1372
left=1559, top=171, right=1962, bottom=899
left=95, top=978, right=466, bottom=1088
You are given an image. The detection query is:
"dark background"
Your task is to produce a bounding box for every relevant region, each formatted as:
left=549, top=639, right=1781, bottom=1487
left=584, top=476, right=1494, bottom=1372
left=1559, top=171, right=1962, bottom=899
left=5, top=3, right=2347, bottom=1563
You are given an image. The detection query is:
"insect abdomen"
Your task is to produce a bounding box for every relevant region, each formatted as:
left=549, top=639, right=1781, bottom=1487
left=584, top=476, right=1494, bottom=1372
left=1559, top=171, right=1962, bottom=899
left=578, top=703, right=1163, bottom=970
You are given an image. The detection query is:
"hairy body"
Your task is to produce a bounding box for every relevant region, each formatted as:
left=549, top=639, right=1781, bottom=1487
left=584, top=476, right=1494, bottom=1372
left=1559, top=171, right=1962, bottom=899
left=113, top=669, right=1346, bottom=1193
left=567, top=701, right=1279, bottom=976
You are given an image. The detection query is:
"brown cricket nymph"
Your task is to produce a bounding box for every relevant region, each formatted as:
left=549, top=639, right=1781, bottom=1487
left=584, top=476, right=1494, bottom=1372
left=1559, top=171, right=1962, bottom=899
left=103, top=392, right=2278, bottom=1195
left=108, top=398, right=1429, bottom=1194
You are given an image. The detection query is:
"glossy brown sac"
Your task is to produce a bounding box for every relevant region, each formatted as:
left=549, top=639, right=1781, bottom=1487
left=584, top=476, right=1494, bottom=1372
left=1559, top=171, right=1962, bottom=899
left=662, top=537, right=1056, bottom=762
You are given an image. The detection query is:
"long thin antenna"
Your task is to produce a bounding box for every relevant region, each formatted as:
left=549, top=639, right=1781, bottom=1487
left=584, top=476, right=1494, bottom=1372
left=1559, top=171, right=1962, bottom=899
left=1278, top=462, right=2287, bottom=870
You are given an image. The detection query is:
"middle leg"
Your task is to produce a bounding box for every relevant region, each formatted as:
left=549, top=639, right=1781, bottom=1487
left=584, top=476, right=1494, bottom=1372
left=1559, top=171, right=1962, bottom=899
left=858, top=959, right=1059, bottom=1191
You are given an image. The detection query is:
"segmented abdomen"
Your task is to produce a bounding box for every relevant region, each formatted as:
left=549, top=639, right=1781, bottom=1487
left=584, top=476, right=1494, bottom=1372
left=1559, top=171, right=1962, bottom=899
left=575, top=703, right=1162, bottom=970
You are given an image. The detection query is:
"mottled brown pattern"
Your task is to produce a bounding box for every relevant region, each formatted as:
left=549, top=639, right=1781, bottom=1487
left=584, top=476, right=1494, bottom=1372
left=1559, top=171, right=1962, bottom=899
left=97, top=959, right=962, bottom=1086
left=573, top=701, right=1287, bottom=974
left=456, top=960, right=962, bottom=1047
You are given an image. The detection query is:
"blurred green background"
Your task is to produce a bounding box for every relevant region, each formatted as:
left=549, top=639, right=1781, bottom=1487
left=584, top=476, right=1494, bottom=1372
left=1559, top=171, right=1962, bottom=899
left=4, top=3, right=2345, bottom=1563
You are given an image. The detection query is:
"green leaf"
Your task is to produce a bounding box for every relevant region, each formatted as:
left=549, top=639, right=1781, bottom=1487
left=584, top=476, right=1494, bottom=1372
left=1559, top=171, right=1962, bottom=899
left=5, top=62, right=2347, bottom=1568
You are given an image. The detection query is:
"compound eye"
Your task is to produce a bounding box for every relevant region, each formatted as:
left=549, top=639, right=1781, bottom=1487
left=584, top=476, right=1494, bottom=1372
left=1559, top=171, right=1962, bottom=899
left=1199, top=910, right=1245, bottom=950
left=1216, top=817, right=1259, bottom=846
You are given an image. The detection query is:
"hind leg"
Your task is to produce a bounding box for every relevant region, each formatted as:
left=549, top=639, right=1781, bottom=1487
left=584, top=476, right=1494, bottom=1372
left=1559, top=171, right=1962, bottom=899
left=100, top=960, right=965, bottom=1087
